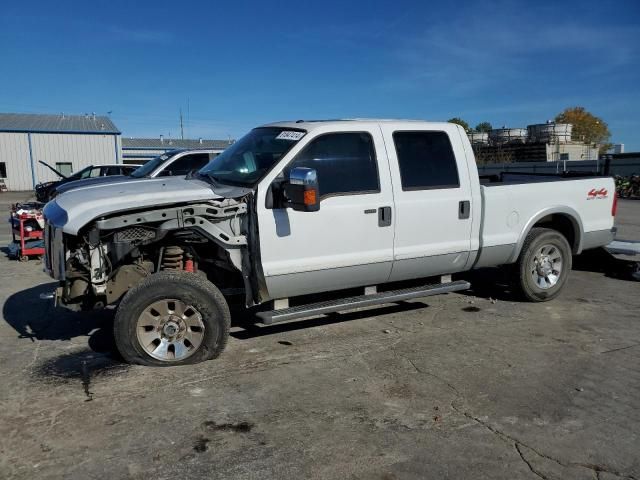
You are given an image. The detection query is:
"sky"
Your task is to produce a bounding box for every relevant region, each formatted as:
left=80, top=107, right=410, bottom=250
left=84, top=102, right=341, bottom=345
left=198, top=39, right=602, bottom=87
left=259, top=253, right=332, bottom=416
left=1, top=0, right=639, bottom=149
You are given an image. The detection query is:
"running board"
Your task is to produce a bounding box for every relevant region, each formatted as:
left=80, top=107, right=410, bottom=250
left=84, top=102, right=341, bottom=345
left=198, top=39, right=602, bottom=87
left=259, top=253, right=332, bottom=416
left=256, top=280, right=470, bottom=325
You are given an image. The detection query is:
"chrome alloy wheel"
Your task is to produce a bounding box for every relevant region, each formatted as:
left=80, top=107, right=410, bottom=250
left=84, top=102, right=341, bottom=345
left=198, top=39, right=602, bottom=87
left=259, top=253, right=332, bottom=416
left=530, top=244, right=563, bottom=289
left=136, top=299, right=205, bottom=362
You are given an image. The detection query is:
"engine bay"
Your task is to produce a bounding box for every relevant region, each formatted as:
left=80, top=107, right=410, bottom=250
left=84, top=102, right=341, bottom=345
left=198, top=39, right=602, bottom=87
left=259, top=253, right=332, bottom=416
left=57, top=197, right=252, bottom=311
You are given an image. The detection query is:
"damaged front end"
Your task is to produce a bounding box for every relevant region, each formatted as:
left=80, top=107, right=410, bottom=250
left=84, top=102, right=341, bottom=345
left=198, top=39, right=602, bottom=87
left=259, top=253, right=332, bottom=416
left=44, top=194, right=265, bottom=311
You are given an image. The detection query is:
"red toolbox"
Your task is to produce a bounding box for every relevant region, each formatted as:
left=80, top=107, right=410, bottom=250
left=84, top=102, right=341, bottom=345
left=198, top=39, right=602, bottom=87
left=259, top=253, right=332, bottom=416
left=10, top=206, right=45, bottom=261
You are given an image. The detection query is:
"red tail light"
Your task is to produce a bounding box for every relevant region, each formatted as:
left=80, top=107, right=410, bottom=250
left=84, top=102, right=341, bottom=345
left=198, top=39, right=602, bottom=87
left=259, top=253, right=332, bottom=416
left=612, top=191, right=618, bottom=217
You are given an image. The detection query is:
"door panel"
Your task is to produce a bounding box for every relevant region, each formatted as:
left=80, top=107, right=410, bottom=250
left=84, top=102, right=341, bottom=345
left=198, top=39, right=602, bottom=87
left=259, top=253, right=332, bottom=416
left=258, top=128, right=395, bottom=299
left=380, top=124, right=473, bottom=281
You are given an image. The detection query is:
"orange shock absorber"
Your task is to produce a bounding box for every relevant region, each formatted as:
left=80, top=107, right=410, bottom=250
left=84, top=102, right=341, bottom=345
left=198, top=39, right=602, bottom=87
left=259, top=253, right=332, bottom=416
left=184, top=253, right=195, bottom=273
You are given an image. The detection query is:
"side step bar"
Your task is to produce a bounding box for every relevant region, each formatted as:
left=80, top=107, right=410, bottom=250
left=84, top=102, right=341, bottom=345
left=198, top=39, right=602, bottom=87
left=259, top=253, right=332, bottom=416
left=256, top=280, right=470, bottom=325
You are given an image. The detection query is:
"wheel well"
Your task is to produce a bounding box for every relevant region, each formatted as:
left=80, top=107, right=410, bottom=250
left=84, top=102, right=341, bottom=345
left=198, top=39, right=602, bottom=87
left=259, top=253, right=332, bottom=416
left=532, top=214, right=579, bottom=252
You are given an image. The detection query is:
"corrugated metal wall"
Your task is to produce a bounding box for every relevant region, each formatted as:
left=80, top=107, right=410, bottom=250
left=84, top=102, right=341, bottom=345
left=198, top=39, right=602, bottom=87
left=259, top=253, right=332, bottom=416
left=0, top=132, right=120, bottom=190
left=31, top=133, right=118, bottom=184
left=0, top=133, right=33, bottom=191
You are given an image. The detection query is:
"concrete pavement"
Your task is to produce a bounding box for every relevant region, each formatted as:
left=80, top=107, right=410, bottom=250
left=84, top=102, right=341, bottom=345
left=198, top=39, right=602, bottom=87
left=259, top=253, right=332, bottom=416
left=0, top=193, right=638, bottom=479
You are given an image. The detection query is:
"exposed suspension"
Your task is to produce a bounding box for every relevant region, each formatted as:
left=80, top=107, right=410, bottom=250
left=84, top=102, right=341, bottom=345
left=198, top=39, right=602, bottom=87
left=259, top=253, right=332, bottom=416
left=161, top=246, right=197, bottom=272
left=162, top=246, right=184, bottom=270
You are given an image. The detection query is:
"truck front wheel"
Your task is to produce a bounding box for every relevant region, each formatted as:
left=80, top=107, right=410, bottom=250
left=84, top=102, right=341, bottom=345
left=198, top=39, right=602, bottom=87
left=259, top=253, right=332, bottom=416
left=515, top=227, right=572, bottom=302
left=114, top=271, right=230, bottom=366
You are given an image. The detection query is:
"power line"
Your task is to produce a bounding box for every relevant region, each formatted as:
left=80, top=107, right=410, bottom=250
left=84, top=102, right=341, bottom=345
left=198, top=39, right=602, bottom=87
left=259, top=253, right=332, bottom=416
left=179, top=108, right=184, bottom=140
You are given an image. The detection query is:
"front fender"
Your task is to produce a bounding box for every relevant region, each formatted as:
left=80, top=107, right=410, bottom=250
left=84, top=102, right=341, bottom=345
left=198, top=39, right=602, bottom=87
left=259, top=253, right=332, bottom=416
left=42, top=200, right=69, bottom=229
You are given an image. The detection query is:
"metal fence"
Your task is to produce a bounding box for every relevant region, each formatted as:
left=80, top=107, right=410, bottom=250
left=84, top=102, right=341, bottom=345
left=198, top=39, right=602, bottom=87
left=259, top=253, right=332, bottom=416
left=476, top=158, right=640, bottom=177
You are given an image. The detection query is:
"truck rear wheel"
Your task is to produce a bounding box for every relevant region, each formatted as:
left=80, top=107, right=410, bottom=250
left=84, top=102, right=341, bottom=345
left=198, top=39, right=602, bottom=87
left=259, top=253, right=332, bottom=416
left=114, top=270, right=230, bottom=366
left=515, top=227, right=572, bottom=302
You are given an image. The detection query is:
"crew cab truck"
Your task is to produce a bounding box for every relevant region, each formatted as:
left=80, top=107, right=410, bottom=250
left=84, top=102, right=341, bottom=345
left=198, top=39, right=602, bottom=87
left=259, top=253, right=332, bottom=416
left=43, top=120, right=617, bottom=366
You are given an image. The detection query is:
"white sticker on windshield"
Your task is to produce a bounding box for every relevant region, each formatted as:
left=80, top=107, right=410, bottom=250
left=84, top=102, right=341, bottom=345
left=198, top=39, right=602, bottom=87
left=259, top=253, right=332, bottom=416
left=276, top=130, right=305, bottom=141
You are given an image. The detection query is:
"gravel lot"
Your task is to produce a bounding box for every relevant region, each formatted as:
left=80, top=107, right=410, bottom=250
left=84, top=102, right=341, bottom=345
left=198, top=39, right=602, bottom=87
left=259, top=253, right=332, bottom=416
left=1, top=192, right=638, bottom=480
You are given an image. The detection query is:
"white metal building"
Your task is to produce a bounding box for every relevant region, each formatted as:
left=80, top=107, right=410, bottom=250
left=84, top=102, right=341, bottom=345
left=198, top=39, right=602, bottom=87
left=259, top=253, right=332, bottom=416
left=546, top=142, right=599, bottom=162
left=122, top=137, right=232, bottom=164
left=0, top=112, right=121, bottom=191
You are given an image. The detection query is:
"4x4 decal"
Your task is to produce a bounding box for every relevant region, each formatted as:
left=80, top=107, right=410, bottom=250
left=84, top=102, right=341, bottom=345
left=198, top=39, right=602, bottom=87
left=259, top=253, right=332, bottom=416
left=587, top=188, right=608, bottom=199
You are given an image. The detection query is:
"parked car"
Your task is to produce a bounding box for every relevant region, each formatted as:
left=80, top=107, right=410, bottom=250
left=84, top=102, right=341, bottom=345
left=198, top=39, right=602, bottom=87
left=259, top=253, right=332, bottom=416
left=43, top=119, right=617, bottom=366
left=35, top=162, right=141, bottom=202
left=51, top=149, right=219, bottom=199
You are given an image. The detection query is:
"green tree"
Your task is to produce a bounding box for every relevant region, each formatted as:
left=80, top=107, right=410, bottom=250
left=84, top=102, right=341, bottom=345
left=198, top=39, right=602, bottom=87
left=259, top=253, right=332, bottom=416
left=447, top=117, right=469, bottom=131
left=554, top=107, right=611, bottom=153
left=475, top=121, right=493, bottom=132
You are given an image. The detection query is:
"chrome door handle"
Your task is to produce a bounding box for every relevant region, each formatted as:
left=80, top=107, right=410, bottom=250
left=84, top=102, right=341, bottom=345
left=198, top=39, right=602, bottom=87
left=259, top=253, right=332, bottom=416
left=459, top=200, right=470, bottom=219
left=378, top=206, right=392, bottom=227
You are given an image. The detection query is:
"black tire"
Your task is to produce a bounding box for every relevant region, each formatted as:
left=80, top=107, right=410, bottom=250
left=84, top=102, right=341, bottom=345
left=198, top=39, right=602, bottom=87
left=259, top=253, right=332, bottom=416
left=514, top=227, right=572, bottom=302
left=114, top=270, right=230, bottom=366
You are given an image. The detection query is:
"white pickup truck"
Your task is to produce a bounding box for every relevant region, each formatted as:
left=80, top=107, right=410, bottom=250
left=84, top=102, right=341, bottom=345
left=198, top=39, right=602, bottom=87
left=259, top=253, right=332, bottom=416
left=43, top=119, right=617, bottom=366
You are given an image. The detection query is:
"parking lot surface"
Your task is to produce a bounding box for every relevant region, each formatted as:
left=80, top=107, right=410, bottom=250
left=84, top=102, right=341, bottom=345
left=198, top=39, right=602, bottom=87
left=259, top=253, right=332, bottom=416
left=1, top=192, right=639, bottom=480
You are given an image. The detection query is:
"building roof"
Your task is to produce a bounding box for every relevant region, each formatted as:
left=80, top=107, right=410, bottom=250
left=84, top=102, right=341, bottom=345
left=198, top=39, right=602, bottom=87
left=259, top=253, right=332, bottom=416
left=122, top=138, right=233, bottom=150
left=0, top=112, right=120, bottom=134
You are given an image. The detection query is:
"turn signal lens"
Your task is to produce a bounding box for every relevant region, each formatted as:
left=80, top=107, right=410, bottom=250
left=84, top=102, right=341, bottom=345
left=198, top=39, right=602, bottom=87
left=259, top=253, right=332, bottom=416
left=304, top=190, right=317, bottom=206
left=612, top=191, right=618, bottom=217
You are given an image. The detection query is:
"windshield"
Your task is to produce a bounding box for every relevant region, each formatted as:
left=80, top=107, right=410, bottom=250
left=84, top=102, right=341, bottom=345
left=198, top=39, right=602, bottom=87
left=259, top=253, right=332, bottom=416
left=71, top=166, right=93, bottom=180
left=199, top=127, right=305, bottom=186
left=130, top=151, right=181, bottom=178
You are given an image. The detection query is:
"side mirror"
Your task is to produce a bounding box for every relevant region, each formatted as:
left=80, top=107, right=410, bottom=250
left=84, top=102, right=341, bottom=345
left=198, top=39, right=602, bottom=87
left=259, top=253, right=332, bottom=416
left=285, top=167, right=320, bottom=212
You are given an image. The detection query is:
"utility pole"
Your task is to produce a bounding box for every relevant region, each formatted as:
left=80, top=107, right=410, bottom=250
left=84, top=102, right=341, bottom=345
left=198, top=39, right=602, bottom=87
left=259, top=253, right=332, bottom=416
left=180, top=108, right=184, bottom=140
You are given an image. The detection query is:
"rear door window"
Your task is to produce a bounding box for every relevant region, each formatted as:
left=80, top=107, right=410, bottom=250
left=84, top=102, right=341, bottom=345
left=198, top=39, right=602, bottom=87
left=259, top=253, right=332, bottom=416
left=393, top=131, right=459, bottom=190
left=104, top=166, right=122, bottom=176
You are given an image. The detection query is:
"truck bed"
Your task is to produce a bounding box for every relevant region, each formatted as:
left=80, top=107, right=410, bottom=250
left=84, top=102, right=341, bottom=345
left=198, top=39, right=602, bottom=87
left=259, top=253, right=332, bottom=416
left=472, top=174, right=616, bottom=269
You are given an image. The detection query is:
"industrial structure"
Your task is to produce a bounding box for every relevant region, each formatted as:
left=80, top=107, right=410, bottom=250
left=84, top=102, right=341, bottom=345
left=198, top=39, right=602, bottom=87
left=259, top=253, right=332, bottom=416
left=609, top=144, right=625, bottom=154
left=122, top=137, right=232, bottom=163
left=0, top=112, right=233, bottom=191
left=0, top=112, right=121, bottom=191
left=468, top=121, right=599, bottom=164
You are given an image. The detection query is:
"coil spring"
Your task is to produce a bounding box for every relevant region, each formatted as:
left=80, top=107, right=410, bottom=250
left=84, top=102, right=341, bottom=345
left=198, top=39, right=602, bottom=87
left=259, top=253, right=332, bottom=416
left=162, top=246, right=184, bottom=270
